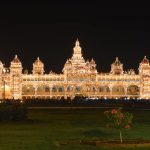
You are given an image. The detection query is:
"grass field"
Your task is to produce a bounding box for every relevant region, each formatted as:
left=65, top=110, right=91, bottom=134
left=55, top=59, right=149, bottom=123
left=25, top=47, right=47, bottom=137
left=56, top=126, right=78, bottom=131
left=0, top=108, right=150, bottom=150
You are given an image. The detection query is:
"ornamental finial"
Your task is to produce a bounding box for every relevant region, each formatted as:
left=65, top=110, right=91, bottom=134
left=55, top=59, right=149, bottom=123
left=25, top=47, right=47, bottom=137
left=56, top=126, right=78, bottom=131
left=75, top=38, right=80, bottom=47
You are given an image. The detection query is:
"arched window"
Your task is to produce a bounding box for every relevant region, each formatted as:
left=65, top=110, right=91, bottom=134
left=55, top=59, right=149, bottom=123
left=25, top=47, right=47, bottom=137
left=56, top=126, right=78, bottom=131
left=45, top=86, right=50, bottom=92
left=76, top=86, right=81, bottom=92
left=106, top=86, right=110, bottom=92
left=37, top=86, right=44, bottom=92
left=93, top=87, right=96, bottom=92
left=100, top=86, right=104, bottom=92
left=58, top=86, right=64, bottom=92
left=67, top=86, right=71, bottom=92
left=86, top=86, right=90, bottom=92
left=52, top=86, right=57, bottom=92
left=22, top=85, right=35, bottom=95
left=127, top=85, right=139, bottom=95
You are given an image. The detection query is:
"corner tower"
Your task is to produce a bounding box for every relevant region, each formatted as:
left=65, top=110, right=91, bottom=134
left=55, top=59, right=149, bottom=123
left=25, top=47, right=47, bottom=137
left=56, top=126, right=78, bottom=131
left=10, top=55, right=22, bottom=99
left=139, top=56, right=150, bottom=99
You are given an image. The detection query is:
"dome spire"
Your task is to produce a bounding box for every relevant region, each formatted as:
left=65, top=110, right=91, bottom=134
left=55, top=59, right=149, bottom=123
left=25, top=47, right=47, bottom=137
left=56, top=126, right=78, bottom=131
left=15, top=54, right=18, bottom=59
left=116, top=57, right=118, bottom=61
left=75, top=38, right=80, bottom=47
left=141, top=56, right=149, bottom=64
left=73, top=38, right=81, bottom=54
left=11, top=54, right=21, bottom=63
left=114, top=57, right=121, bottom=65
left=71, top=39, right=85, bottom=64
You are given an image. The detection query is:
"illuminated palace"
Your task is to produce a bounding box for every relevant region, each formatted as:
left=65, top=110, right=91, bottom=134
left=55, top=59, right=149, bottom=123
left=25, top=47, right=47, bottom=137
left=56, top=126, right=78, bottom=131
left=0, top=40, right=150, bottom=100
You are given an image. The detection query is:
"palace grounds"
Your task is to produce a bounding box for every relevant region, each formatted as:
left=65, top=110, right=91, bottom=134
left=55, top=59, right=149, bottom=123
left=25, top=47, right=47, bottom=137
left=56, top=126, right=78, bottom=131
left=0, top=99, right=150, bottom=150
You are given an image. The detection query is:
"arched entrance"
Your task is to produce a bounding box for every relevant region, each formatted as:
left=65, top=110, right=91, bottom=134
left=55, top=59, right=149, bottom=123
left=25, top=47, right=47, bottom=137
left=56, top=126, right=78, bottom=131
left=127, top=85, right=139, bottom=95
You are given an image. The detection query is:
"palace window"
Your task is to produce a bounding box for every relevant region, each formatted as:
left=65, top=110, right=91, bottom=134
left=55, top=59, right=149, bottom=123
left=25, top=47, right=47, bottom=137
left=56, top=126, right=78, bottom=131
left=52, top=86, right=57, bottom=92
left=45, top=86, right=50, bottom=92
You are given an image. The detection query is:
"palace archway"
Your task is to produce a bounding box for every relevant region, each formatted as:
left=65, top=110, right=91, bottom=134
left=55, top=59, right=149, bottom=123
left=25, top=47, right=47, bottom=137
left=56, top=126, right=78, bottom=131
left=127, top=85, right=139, bottom=95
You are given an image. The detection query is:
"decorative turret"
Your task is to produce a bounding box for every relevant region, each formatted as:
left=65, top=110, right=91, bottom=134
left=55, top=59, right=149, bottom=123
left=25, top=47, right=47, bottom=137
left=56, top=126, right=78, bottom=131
left=90, top=58, right=96, bottom=70
left=139, top=56, right=150, bottom=99
left=74, top=39, right=81, bottom=54
left=32, top=57, right=44, bottom=75
left=10, top=55, right=22, bottom=99
left=140, top=56, right=149, bottom=65
left=139, top=56, right=150, bottom=76
left=63, top=59, right=73, bottom=74
left=71, top=39, right=85, bottom=64
left=85, top=60, right=90, bottom=67
left=111, top=57, right=123, bottom=75
left=63, top=39, right=97, bottom=78
left=10, top=55, right=22, bottom=75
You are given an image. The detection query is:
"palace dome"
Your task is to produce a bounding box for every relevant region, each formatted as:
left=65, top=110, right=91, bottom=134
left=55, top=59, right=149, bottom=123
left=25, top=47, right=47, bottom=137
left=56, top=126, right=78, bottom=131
left=34, top=57, right=44, bottom=66
left=11, top=55, right=21, bottom=63
left=90, top=58, right=95, bottom=64
left=32, top=57, right=44, bottom=74
left=73, top=39, right=81, bottom=54
left=141, top=56, right=149, bottom=64
left=113, top=57, right=121, bottom=66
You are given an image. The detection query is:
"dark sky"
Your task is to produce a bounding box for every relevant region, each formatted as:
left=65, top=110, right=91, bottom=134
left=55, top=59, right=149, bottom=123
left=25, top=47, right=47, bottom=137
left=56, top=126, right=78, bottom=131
left=0, top=3, right=150, bottom=74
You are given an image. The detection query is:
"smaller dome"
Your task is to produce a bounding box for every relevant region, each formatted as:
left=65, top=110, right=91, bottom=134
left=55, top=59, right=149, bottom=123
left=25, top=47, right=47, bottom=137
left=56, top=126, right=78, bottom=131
left=113, top=57, right=121, bottom=66
left=141, top=56, right=149, bottom=64
left=90, top=58, right=95, bottom=64
left=11, top=55, right=21, bottom=63
left=34, top=57, right=44, bottom=66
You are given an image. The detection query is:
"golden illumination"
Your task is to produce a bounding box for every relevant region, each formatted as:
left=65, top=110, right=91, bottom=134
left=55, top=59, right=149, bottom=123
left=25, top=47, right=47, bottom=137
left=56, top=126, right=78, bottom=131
left=0, top=40, right=150, bottom=100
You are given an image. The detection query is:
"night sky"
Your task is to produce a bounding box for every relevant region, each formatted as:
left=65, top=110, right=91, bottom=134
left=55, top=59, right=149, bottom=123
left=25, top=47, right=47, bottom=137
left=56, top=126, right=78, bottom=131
left=0, top=3, right=150, bottom=74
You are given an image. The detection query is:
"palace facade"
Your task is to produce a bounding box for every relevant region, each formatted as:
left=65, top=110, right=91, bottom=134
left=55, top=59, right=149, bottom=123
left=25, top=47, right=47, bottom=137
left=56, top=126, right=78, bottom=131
left=0, top=40, right=150, bottom=100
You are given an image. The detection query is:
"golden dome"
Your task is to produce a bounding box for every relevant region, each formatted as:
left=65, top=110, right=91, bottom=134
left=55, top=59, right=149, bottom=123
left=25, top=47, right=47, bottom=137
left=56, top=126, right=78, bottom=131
left=90, top=58, right=95, bottom=64
left=34, top=57, right=44, bottom=66
left=141, top=56, right=149, bottom=64
left=11, top=55, right=21, bottom=63
left=113, top=57, right=121, bottom=66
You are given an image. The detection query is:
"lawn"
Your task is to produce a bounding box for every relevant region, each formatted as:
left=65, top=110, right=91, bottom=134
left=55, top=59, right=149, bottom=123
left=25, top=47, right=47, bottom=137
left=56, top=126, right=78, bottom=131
left=0, top=108, right=150, bottom=150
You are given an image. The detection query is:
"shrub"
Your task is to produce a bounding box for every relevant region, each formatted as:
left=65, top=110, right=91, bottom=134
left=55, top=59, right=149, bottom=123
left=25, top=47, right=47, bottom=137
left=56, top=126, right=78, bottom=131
left=104, top=108, right=133, bottom=143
